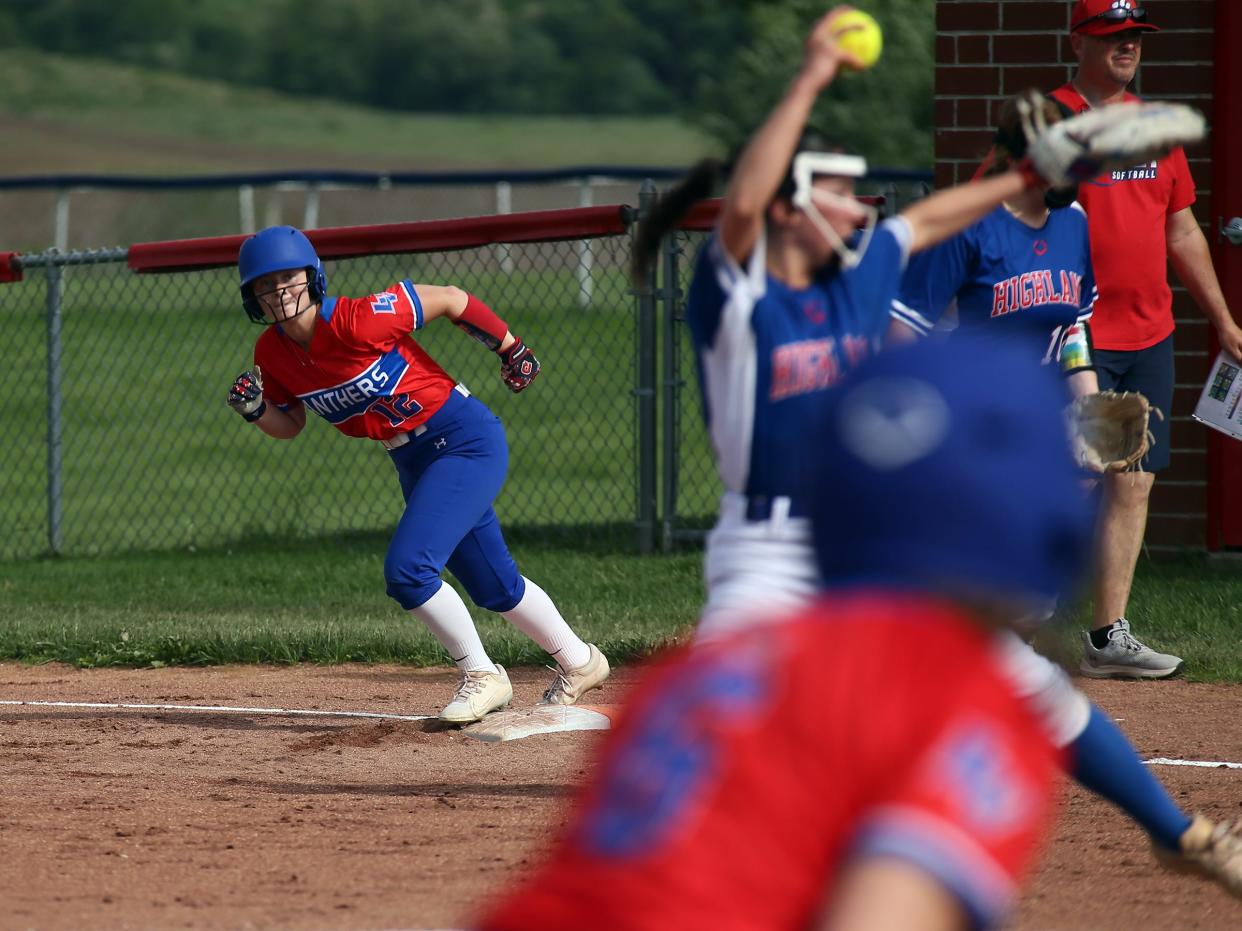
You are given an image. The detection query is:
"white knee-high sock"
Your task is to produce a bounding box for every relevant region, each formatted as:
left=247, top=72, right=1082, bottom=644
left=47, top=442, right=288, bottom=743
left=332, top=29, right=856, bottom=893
left=408, top=581, right=497, bottom=673
left=501, top=577, right=591, bottom=671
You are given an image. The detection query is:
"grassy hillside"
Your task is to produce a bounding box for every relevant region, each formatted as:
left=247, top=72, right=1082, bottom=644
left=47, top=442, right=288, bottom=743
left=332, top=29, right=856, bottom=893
left=0, top=48, right=718, bottom=175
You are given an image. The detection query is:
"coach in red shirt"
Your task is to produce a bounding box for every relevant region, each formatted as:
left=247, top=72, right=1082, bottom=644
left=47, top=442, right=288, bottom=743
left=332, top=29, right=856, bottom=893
left=1051, top=0, right=1242, bottom=679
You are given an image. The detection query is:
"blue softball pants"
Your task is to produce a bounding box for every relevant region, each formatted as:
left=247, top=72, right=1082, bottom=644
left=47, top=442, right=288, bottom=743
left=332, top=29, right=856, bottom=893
left=383, top=388, right=525, bottom=613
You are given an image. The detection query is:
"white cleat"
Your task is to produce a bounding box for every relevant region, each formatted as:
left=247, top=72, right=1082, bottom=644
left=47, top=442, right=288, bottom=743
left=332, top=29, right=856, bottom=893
left=540, top=644, right=611, bottom=706
left=439, top=666, right=513, bottom=724
left=1156, top=814, right=1242, bottom=900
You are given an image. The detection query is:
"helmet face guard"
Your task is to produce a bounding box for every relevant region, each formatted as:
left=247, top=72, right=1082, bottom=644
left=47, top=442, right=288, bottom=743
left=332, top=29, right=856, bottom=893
left=238, top=226, right=328, bottom=325
left=790, top=152, right=877, bottom=270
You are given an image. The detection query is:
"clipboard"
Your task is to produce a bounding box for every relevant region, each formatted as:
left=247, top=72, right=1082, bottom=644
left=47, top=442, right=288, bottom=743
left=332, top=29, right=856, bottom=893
left=1191, top=350, right=1242, bottom=441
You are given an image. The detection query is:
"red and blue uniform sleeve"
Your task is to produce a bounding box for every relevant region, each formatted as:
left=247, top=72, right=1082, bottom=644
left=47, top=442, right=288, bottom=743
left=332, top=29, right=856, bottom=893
left=331, top=280, right=424, bottom=351
left=849, top=710, right=1061, bottom=930
left=891, top=220, right=978, bottom=337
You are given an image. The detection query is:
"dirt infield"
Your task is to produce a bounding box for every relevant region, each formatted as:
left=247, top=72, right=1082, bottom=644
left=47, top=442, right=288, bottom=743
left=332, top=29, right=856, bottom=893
left=2, top=662, right=1241, bottom=930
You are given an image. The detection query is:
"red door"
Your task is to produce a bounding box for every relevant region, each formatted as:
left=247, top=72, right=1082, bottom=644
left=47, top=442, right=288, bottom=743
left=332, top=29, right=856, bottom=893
left=1209, top=1, right=1242, bottom=548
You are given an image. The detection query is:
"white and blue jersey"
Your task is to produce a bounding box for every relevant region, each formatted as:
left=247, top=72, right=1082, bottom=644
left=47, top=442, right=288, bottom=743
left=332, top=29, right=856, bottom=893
left=890, top=204, right=1096, bottom=364
left=686, top=218, right=913, bottom=499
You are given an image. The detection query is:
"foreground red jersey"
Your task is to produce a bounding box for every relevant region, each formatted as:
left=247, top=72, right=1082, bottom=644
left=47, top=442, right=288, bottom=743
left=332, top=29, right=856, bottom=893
left=253, top=280, right=458, bottom=441
left=1049, top=85, right=1197, bottom=352
left=479, top=593, right=1063, bottom=931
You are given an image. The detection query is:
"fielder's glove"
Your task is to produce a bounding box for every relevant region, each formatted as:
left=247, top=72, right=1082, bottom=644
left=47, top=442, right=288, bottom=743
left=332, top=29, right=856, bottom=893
left=499, top=338, right=540, bottom=393
left=228, top=368, right=267, bottom=422
left=1021, top=91, right=1205, bottom=187
left=1066, top=390, right=1161, bottom=474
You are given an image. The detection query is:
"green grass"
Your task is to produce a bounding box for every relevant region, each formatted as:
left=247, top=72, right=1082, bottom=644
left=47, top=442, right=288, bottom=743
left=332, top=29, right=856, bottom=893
left=0, top=245, right=721, bottom=559
left=0, top=48, right=717, bottom=174
left=1035, top=554, right=1242, bottom=683
left=0, top=529, right=704, bottom=669
left=2, top=543, right=1240, bottom=683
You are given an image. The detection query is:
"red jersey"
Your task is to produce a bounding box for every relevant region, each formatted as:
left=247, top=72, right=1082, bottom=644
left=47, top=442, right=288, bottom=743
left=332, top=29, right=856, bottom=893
left=478, top=593, right=1063, bottom=931
left=253, top=281, right=458, bottom=441
left=1050, top=85, right=1197, bottom=351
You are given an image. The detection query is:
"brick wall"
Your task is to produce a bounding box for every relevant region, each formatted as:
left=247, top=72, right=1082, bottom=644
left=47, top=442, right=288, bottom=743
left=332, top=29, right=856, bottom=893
left=934, top=0, right=1218, bottom=551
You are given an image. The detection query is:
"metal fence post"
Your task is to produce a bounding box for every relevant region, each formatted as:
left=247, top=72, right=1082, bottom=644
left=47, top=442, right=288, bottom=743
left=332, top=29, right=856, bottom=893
left=577, top=179, right=594, bottom=308
left=303, top=183, right=321, bottom=229
left=45, top=258, right=65, bottom=554
left=495, top=181, right=514, bottom=273
left=634, top=180, right=659, bottom=554
left=239, top=184, right=256, bottom=233
left=659, top=228, right=683, bottom=553
left=54, top=190, right=71, bottom=251
left=264, top=191, right=282, bottom=229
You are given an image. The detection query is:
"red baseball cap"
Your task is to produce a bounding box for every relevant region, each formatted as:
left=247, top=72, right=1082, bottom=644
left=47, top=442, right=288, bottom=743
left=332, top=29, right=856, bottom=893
left=1070, top=0, right=1160, bottom=36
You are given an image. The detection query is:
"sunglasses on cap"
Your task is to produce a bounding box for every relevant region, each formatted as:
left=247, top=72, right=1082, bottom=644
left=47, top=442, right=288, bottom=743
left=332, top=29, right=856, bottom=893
left=1073, top=5, right=1148, bottom=31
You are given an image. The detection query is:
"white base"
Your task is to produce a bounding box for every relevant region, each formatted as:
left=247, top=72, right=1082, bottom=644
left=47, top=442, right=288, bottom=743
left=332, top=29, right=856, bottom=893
left=462, top=704, right=614, bottom=742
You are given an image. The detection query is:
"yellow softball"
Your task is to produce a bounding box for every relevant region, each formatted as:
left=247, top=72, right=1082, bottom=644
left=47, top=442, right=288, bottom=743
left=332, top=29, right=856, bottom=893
left=829, top=9, right=883, bottom=72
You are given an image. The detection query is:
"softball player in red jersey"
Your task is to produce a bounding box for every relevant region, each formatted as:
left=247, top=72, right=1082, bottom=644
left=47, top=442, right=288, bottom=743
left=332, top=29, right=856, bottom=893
left=226, top=226, right=609, bottom=723
left=478, top=333, right=1084, bottom=931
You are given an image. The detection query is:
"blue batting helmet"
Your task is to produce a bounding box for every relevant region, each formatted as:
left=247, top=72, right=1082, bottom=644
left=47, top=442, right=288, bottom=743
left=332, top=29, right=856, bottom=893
left=809, top=332, right=1096, bottom=614
left=238, top=225, right=327, bottom=324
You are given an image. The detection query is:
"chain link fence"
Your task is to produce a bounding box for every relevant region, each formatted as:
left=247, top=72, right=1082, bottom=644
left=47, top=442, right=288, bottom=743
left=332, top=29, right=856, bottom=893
left=0, top=170, right=681, bottom=253
left=1, top=166, right=932, bottom=253
left=2, top=177, right=932, bottom=560
left=3, top=233, right=660, bottom=559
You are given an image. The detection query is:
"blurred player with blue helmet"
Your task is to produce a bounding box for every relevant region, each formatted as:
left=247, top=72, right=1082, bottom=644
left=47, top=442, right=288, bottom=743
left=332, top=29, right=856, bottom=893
left=628, top=6, right=1242, bottom=903
left=227, top=226, right=610, bottom=723
left=480, top=333, right=1091, bottom=931
left=885, top=95, right=1242, bottom=897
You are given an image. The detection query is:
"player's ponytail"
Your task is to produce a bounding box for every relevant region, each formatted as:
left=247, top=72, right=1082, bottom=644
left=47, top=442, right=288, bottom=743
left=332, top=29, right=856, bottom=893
left=630, top=157, right=726, bottom=285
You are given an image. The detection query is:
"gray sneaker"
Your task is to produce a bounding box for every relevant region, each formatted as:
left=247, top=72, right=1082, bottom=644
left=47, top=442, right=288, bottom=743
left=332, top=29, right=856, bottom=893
left=1079, top=618, right=1183, bottom=679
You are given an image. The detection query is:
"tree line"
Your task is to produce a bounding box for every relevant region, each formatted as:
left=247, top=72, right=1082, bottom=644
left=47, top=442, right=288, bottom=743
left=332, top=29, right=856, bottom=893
left=0, top=0, right=933, bottom=165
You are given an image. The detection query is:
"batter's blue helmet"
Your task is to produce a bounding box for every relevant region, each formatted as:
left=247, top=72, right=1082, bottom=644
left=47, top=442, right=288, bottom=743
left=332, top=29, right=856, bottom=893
left=809, top=332, right=1096, bottom=614
left=238, top=225, right=327, bottom=324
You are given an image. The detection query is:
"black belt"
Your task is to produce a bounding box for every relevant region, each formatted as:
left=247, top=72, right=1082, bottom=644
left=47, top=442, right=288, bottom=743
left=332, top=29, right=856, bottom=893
left=744, top=495, right=812, bottom=522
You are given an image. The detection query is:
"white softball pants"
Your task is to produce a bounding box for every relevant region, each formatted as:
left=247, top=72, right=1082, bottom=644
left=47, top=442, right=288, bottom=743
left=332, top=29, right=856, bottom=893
left=695, top=493, right=1091, bottom=748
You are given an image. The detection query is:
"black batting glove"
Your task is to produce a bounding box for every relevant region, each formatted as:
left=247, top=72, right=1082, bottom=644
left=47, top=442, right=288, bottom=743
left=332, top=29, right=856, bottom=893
left=228, top=368, right=267, bottom=422
left=499, top=338, right=540, bottom=393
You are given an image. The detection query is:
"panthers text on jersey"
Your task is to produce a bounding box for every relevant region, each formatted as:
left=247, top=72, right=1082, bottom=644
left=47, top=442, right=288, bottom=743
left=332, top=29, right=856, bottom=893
left=253, top=280, right=459, bottom=441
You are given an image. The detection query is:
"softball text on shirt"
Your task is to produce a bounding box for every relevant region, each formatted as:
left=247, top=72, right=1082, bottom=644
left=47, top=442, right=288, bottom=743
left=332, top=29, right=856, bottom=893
left=1050, top=84, right=1196, bottom=352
